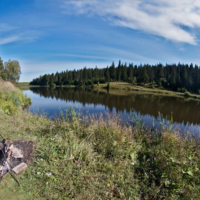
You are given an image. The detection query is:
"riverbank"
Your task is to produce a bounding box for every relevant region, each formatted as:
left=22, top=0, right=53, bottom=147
left=1, top=108, right=200, bottom=199
left=18, top=81, right=200, bottom=100
left=0, top=81, right=200, bottom=199
left=95, top=82, right=200, bottom=99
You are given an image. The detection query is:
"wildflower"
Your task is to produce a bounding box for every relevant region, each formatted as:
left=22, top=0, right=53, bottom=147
left=147, top=158, right=151, bottom=162
left=131, top=162, right=135, bottom=165
left=40, top=158, right=43, bottom=161
left=46, top=173, right=52, bottom=177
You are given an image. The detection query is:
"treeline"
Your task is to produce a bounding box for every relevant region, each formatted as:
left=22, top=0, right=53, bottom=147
left=30, top=61, right=200, bottom=94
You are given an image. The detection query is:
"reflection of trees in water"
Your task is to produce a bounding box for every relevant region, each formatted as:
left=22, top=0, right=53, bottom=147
left=29, top=87, right=200, bottom=125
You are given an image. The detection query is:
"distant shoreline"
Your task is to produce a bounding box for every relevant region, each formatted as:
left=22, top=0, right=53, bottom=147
left=18, top=81, right=200, bottom=100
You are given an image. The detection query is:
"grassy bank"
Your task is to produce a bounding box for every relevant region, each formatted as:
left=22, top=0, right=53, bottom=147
left=0, top=79, right=31, bottom=114
left=1, top=80, right=200, bottom=199
left=0, top=111, right=200, bottom=199
left=95, top=82, right=200, bottom=100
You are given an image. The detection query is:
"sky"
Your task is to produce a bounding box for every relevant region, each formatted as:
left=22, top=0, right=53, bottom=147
left=1, top=0, right=200, bottom=82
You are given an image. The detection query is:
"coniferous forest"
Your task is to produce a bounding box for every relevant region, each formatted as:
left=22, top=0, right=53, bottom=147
left=30, top=61, right=200, bottom=94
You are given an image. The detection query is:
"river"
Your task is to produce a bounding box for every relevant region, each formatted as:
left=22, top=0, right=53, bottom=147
left=23, top=87, right=200, bottom=135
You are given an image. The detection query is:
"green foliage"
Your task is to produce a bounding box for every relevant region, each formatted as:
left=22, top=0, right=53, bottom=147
left=4, top=59, right=21, bottom=82
left=132, top=76, right=137, bottom=85
left=0, top=57, right=6, bottom=80
left=106, top=82, right=110, bottom=89
left=30, top=61, right=200, bottom=94
left=185, top=91, right=191, bottom=97
left=2, top=101, right=16, bottom=115
left=91, top=81, right=94, bottom=88
left=0, top=89, right=31, bottom=115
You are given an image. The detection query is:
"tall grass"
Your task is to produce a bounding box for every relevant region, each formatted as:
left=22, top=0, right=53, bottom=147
left=0, top=79, right=31, bottom=114
left=0, top=100, right=199, bottom=199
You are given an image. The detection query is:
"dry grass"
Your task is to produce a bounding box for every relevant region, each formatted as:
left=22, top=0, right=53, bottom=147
left=0, top=78, right=17, bottom=92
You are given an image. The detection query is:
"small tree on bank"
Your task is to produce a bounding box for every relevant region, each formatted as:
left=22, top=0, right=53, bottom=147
left=4, top=59, right=21, bottom=82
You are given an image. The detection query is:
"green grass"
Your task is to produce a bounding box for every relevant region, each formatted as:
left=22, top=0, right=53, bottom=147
left=0, top=109, right=200, bottom=199
left=94, top=82, right=200, bottom=100
left=0, top=88, right=31, bottom=115
left=15, top=82, right=30, bottom=87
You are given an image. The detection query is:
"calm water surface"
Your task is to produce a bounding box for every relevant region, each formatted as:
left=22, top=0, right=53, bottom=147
left=23, top=87, right=200, bottom=135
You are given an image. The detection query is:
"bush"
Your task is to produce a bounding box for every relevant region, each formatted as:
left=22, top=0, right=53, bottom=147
left=2, top=101, right=16, bottom=115
left=184, top=91, right=191, bottom=97
left=132, top=77, right=137, bottom=85
left=92, top=78, right=99, bottom=84
left=127, top=77, right=133, bottom=83
left=99, top=78, right=106, bottom=83
left=182, top=88, right=187, bottom=93
left=0, top=89, right=31, bottom=114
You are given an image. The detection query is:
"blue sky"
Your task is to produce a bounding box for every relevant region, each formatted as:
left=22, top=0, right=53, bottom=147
left=1, top=0, right=200, bottom=82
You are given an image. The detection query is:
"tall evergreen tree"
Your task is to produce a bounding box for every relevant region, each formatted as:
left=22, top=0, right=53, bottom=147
left=109, top=62, right=116, bottom=80
left=105, top=66, right=110, bottom=82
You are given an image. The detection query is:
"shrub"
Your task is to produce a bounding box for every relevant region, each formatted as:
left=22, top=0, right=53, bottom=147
left=184, top=91, right=191, bottom=97
left=182, top=87, right=187, bottom=93
left=2, top=101, right=16, bottom=114
left=127, top=77, right=133, bottom=83
left=0, top=88, right=31, bottom=114
left=99, top=78, right=106, bottom=83
left=132, top=77, right=137, bottom=85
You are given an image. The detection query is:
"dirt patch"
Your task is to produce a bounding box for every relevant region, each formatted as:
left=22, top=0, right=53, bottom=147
left=8, top=141, right=34, bottom=169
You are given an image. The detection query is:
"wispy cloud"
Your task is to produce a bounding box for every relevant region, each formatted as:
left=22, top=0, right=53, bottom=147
left=0, top=28, right=43, bottom=45
left=0, top=36, right=19, bottom=45
left=62, top=0, right=200, bottom=45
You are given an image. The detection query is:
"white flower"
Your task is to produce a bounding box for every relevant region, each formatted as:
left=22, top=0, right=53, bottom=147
left=147, top=158, right=151, bottom=162
left=46, top=173, right=52, bottom=177
left=40, top=158, right=43, bottom=161
left=131, top=162, right=135, bottom=165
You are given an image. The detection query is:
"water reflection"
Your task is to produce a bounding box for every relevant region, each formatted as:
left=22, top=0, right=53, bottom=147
left=26, top=87, right=200, bottom=126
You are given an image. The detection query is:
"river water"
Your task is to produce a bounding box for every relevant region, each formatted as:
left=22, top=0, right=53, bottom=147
left=23, top=87, right=200, bottom=135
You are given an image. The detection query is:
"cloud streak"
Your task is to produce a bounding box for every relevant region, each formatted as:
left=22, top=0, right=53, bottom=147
left=0, top=27, right=43, bottom=45
left=62, top=0, right=200, bottom=45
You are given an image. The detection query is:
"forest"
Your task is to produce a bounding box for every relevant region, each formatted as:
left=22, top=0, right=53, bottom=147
left=30, top=61, right=200, bottom=94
